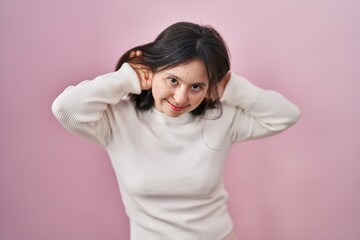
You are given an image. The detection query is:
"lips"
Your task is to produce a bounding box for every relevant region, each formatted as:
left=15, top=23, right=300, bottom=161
left=167, top=101, right=187, bottom=112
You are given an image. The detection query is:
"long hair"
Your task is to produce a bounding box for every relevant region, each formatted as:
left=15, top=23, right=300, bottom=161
left=115, top=22, right=230, bottom=116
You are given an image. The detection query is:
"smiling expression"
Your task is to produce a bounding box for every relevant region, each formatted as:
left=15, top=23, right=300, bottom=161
left=151, top=60, right=209, bottom=117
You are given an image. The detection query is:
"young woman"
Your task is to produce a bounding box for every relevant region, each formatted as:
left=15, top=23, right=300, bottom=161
left=52, top=22, right=300, bottom=240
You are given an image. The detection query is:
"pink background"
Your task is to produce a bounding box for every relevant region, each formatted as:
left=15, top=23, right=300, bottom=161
left=1, top=0, right=359, bottom=239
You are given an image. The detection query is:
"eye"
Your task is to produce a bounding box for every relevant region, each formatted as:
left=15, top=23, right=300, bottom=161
left=168, top=77, right=178, bottom=85
left=191, top=84, right=202, bottom=91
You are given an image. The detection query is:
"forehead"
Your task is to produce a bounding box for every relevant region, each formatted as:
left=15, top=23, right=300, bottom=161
left=160, top=60, right=209, bottom=84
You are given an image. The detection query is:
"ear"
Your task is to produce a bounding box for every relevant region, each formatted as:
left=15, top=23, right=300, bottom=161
left=143, top=68, right=150, bottom=80
left=139, top=68, right=153, bottom=90
left=217, top=72, right=231, bottom=99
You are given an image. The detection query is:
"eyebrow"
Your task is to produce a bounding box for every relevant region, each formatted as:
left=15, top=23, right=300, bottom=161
left=165, top=73, right=208, bottom=86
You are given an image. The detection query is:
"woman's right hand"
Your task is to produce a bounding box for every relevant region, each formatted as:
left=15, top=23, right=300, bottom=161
left=128, top=50, right=153, bottom=90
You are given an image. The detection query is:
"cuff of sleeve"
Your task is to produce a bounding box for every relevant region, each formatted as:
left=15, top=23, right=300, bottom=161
left=114, top=62, right=142, bottom=95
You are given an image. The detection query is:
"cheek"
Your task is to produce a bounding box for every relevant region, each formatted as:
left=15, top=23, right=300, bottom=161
left=152, top=80, right=170, bottom=99
left=191, top=92, right=207, bottom=106
left=200, top=88, right=209, bottom=101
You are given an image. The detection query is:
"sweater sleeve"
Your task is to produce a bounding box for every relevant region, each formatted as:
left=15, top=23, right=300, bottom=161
left=220, top=72, right=301, bottom=142
left=51, top=63, right=141, bottom=147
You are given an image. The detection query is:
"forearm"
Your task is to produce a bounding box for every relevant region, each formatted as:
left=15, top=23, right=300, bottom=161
left=221, top=72, right=301, bottom=141
left=51, top=63, right=141, bottom=146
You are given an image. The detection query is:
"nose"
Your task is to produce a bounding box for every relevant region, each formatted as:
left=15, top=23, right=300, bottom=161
left=173, top=87, right=188, bottom=106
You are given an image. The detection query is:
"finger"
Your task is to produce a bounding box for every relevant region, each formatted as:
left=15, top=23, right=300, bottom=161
left=130, top=51, right=136, bottom=58
left=136, top=50, right=142, bottom=57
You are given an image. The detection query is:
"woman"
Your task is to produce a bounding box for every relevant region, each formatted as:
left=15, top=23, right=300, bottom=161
left=52, top=22, right=300, bottom=240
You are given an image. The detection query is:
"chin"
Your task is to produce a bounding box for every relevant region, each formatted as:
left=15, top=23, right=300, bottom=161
left=165, top=111, right=184, bottom=117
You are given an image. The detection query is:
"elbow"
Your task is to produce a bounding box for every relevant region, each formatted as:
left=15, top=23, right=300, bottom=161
left=288, top=104, right=301, bottom=126
left=51, top=96, right=73, bottom=124
left=267, top=105, right=301, bottom=132
left=277, top=105, right=301, bottom=132
left=51, top=98, right=61, bottom=119
left=51, top=97, right=65, bottom=121
left=291, top=104, right=301, bottom=125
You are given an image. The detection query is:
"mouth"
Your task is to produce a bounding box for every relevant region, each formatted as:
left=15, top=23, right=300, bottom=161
left=167, top=101, right=188, bottom=112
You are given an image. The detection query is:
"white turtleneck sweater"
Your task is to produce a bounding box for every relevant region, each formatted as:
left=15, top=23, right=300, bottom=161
left=51, top=63, right=300, bottom=240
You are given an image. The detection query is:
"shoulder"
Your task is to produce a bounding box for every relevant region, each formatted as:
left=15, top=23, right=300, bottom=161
left=199, top=104, right=238, bottom=150
left=110, top=97, right=140, bottom=121
left=205, top=103, right=237, bottom=123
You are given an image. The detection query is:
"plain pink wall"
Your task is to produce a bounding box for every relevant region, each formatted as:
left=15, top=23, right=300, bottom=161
left=1, top=0, right=359, bottom=239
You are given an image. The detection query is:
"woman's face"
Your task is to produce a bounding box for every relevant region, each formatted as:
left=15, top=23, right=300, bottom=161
left=151, top=60, right=209, bottom=117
